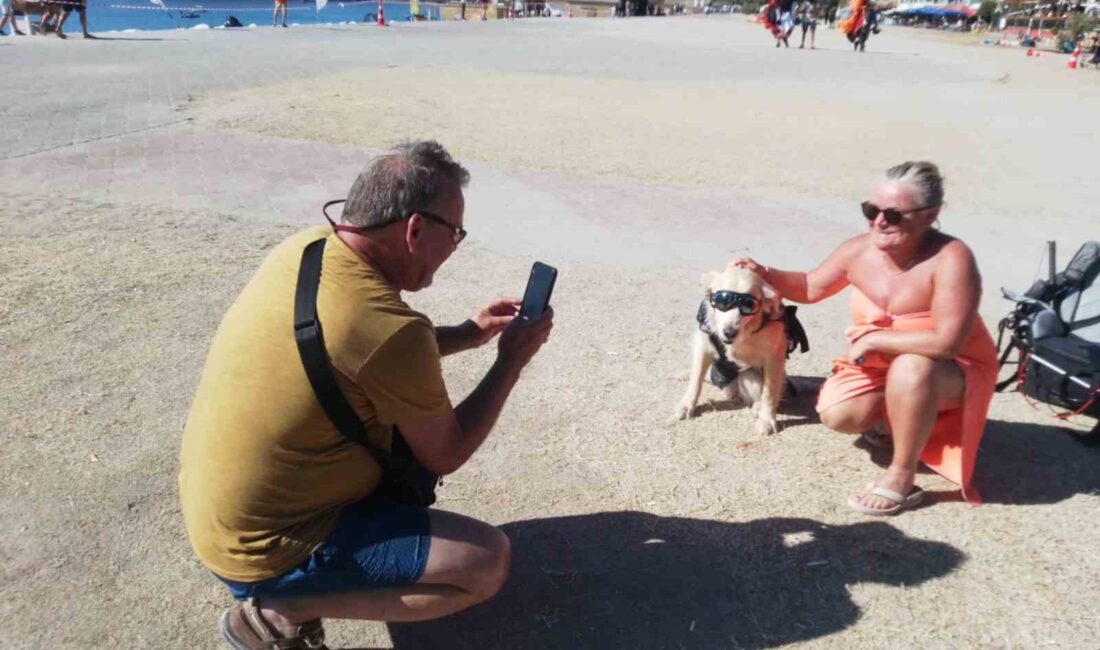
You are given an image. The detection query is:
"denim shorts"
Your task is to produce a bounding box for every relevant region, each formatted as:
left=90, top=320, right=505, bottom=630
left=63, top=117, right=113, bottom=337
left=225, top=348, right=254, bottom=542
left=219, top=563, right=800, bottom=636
left=217, top=496, right=432, bottom=600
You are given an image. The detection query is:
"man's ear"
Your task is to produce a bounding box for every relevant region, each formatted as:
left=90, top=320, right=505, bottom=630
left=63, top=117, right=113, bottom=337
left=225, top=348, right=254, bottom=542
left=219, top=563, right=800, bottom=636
left=404, top=215, right=424, bottom=253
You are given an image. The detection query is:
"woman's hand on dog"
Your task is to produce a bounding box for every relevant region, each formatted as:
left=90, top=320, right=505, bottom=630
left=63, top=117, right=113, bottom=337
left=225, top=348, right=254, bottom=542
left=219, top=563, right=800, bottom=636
left=730, top=257, right=770, bottom=280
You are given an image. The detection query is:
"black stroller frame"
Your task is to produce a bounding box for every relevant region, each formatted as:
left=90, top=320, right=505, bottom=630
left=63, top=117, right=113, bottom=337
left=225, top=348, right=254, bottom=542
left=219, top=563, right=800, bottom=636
left=996, top=241, right=1100, bottom=444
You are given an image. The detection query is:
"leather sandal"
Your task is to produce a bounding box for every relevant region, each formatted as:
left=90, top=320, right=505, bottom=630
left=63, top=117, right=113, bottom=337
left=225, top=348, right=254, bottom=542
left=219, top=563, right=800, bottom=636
left=219, top=598, right=327, bottom=650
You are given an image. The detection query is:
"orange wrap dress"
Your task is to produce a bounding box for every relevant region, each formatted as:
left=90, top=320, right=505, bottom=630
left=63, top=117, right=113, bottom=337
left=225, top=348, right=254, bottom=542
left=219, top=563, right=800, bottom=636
left=816, top=288, right=999, bottom=504
left=762, top=0, right=781, bottom=37
left=837, top=0, right=866, bottom=39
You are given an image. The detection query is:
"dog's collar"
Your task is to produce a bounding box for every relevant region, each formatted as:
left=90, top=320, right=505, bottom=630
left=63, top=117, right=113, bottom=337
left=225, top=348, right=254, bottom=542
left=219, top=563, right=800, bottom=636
left=697, top=300, right=741, bottom=388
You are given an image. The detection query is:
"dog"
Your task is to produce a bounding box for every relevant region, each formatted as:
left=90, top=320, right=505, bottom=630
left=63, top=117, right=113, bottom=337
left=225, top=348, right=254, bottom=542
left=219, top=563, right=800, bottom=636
left=673, top=266, right=789, bottom=434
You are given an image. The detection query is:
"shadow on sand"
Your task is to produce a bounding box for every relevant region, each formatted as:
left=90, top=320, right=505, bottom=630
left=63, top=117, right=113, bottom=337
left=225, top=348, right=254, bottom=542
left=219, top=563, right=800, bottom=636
left=692, top=375, right=824, bottom=431
left=380, top=512, right=963, bottom=650
left=854, top=415, right=1100, bottom=506
left=974, top=417, right=1100, bottom=505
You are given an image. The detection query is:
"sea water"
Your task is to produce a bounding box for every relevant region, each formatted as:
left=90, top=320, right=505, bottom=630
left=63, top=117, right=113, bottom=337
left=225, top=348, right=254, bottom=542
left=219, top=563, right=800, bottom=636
left=70, top=0, right=441, bottom=33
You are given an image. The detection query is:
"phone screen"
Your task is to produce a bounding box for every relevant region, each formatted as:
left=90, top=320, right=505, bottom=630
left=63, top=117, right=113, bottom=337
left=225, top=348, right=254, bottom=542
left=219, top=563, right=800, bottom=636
left=520, top=262, right=558, bottom=319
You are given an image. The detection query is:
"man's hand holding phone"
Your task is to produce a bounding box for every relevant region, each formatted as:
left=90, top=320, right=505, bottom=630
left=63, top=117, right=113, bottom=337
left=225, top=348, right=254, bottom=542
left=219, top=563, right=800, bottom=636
left=465, top=298, right=522, bottom=348
left=497, top=261, right=558, bottom=373
left=497, top=306, right=554, bottom=372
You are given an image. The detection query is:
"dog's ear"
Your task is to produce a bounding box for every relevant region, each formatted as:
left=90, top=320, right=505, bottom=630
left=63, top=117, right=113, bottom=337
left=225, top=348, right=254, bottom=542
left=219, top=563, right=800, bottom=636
left=761, top=282, right=783, bottom=319
left=700, top=271, right=719, bottom=289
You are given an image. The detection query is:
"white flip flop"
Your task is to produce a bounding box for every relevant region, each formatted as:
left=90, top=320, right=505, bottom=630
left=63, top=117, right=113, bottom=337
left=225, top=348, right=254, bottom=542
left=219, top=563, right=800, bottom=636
left=848, top=485, right=924, bottom=516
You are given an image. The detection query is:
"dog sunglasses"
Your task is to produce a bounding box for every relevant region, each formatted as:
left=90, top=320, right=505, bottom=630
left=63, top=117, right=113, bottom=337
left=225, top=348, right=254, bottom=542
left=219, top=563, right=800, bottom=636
left=860, top=201, right=937, bottom=226
left=709, top=290, right=761, bottom=315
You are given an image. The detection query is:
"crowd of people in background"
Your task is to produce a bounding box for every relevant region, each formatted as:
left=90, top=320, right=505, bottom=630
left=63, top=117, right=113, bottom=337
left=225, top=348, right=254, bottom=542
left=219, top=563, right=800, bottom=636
left=0, top=0, right=93, bottom=38
left=763, top=0, right=839, bottom=49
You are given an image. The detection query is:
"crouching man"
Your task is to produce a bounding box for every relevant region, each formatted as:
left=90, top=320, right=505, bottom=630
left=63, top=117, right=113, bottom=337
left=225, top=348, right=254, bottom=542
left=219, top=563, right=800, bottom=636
left=180, top=141, right=553, bottom=649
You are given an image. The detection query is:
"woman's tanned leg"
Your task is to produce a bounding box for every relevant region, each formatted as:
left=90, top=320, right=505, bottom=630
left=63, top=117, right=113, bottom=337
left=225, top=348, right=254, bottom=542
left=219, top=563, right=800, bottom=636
left=819, top=392, right=884, bottom=434
left=854, top=354, right=964, bottom=511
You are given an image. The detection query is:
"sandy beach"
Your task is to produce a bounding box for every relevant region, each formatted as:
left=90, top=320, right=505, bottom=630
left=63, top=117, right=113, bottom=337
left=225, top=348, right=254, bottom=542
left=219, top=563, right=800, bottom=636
left=2, top=16, right=1099, bottom=649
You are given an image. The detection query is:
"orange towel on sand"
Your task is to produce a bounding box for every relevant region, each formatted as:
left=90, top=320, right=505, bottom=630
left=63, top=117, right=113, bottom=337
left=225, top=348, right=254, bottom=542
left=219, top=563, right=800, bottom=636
left=816, top=289, right=998, bottom=504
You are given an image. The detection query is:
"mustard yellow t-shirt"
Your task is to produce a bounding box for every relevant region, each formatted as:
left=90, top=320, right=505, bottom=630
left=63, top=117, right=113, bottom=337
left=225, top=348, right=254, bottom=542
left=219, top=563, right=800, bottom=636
left=179, top=227, right=450, bottom=582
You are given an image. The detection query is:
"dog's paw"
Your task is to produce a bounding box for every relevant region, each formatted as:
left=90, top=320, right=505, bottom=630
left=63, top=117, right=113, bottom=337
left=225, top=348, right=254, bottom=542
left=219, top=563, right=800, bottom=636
left=673, top=400, right=697, bottom=421
left=755, top=415, right=779, bottom=435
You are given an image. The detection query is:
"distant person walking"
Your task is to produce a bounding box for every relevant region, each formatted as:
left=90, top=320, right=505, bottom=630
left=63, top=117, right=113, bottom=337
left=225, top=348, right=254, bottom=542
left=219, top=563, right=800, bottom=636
left=763, top=0, right=784, bottom=46
left=778, top=0, right=796, bottom=47
left=37, top=0, right=62, bottom=35
left=0, top=0, right=25, bottom=35
left=53, top=0, right=93, bottom=39
left=798, top=0, right=817, bottom=48
left=273, top=0, right=287, bottom=27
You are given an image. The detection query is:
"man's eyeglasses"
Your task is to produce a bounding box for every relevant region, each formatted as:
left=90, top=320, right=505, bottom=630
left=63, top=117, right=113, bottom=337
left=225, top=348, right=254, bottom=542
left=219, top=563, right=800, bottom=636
left=415, top=210, right=468, bottom=246
left=323, top=199, right=467, bottom=246
left=860, top=201, right=938, bottom=226
left=709, top=290, right=761, bottom=315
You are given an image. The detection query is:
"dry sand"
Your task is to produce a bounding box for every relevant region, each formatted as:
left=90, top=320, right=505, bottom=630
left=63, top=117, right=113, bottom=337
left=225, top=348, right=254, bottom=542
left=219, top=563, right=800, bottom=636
left=2, top=16, right=1099, bottom=650
left=192, top=24, right=1100, bottom=225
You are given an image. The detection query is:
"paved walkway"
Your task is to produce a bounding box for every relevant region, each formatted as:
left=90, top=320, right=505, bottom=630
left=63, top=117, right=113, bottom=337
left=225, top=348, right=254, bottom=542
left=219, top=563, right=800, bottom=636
left=3, top=26, right=432, bottom=217
left=1, top=19, right=1093, bottom=285
left=3, top=21, right=844, bottom=271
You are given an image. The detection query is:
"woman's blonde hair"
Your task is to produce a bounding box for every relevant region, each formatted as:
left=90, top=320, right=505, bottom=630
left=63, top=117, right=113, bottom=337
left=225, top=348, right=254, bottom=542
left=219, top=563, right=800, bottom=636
left=885, top=161, right=944, bottom=210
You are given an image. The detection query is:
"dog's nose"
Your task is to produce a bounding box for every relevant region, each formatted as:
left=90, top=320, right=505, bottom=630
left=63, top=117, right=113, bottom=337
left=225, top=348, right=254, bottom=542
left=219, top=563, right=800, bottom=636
left=722, top=327, right=738, bottom=343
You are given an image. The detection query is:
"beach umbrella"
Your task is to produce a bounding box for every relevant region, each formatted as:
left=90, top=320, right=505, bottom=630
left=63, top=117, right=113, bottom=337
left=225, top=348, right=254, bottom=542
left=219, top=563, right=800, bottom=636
left=940, top=4, right=974, bottom=17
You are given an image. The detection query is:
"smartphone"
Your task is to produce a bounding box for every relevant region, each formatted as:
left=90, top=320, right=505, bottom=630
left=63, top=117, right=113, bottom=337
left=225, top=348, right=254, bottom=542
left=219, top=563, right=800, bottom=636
left=520, top=262, right=558, bottom=319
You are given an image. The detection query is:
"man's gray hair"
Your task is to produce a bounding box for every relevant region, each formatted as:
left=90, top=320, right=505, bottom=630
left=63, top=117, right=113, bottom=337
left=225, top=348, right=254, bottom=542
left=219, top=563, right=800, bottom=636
left=342, top=141, right=470, bottom=228
left=885, top=161, right=944, bottom=210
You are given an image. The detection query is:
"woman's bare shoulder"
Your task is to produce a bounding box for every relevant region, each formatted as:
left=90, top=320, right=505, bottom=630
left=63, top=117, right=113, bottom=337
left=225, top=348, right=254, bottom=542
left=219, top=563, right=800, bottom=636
left=929, top=234, right=981, bottom=284
left=930, top=233, right=976, bottom=264
left=834, top=233, right=871, bottom=258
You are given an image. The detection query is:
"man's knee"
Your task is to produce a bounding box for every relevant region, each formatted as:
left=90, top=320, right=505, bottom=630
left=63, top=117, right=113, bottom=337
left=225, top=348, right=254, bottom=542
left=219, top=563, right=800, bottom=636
left=470, top=526, right=511, bottom=601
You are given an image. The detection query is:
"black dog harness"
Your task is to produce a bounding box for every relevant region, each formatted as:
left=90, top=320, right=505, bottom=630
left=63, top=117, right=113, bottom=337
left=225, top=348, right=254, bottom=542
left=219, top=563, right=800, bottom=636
left=695, top=301, right=810, bottom=390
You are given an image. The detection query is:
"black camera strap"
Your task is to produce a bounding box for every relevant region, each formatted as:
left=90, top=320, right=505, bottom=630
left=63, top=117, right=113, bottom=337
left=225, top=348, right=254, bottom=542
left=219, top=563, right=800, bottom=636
left=293, top=238, right=436, bottom=505
left=294, top=238, right=374, bottom=449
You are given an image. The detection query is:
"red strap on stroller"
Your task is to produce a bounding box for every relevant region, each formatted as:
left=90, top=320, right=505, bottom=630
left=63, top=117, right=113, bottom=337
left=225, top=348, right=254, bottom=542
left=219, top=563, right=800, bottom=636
left=1016, top=352, right=1100, bottom=421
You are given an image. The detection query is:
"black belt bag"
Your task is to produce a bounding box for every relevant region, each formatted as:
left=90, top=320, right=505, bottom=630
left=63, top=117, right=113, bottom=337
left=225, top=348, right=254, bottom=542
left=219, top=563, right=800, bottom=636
left=293, top=238, right=438, bottom=507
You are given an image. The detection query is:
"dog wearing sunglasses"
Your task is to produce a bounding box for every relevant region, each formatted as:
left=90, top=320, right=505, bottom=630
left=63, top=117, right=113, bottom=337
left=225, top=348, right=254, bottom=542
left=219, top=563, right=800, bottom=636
left=673, top=266, right=788, bottom=434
